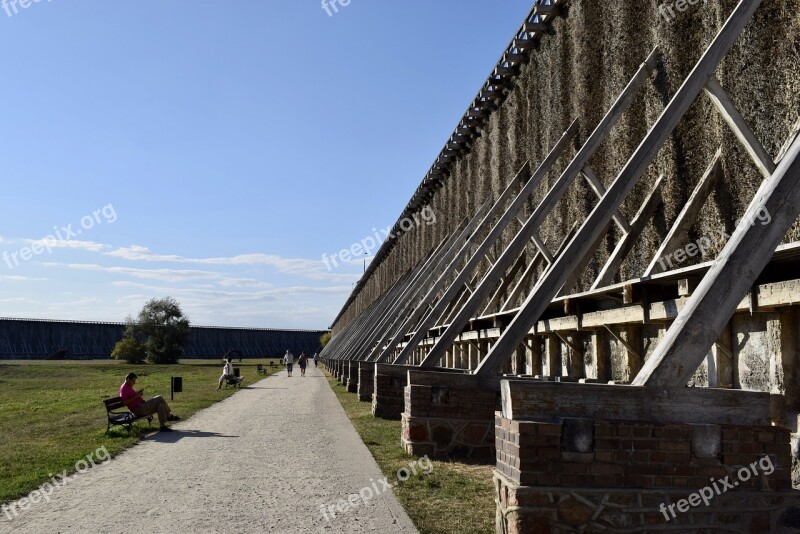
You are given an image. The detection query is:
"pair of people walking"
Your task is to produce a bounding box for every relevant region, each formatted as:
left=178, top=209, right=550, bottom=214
left=283, top=350, right=308, bottom=377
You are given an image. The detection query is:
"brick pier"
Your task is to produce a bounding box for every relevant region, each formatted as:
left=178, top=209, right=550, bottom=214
left=495, top=380, right=800, bottom=533
left=402, top=369, right=497, bottom=459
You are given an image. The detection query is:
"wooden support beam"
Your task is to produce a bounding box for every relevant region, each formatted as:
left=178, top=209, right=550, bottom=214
left=362, top=200, right=494, bottom=362
left=477, top=0, right=761, bottom=378
left=592, top=330, right=610, bottom=382
left=705, top=77, right=776, bottom=179
left=556, top=332, right=585, bottom=378
left=501, top=381, right=776, bottom=426
left=368, top=174, right=519, bottom=364
left=482, top=251, right=528, bottom=316
left=503, top=222, right=579, bottom=312
left=391, top=123, right=578, bottom=366
left=545, top=334, right=561, bottom=377
left=644, top=150, right=724, bottom=277
left=423, top=45, right=660, bottom=372
left=523, top=22, right=548, bottom=32
left=533, top=4, right=559, bottom=16
left=581, top=165, right=632, bottom=233
left=592, top=176, right=664, bottom=289
left=634, top=118, right=800, bottom=387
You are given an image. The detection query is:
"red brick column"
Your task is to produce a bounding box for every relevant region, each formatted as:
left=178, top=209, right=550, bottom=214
left=357, top=362, right=375, bottom=402
left=401, top=370, right=497, bottom=459
left=494, top=385, right=800, bottom=533
left=372, top=364, right=417, bottom=419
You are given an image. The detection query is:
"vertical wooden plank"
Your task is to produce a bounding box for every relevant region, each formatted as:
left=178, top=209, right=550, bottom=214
left=592, top=330, right=610, bottom=382
left=712, top=321, right=734, bottom=388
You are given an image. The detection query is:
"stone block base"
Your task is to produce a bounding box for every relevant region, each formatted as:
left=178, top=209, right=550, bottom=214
left=494, top=471, right=800, bottom=533
left=357, top=362, right=374, bottom=402
left=372, top=364, right=413, bottom=420
left=402, top=413, right=494, bottom=459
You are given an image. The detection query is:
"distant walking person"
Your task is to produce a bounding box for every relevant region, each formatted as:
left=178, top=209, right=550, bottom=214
left=313, top=353, right=319, bottom=367
left=284, top=350, right=294, bottom=377
left=298, top=352, right=308, bottom=377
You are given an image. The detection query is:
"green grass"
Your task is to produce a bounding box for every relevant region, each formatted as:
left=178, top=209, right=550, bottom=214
left=0, top=358, right=282, bottom=504
left=323, top=370, right=495, bottom=534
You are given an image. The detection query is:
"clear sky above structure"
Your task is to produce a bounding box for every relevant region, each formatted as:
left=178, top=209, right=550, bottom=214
left=0, top=0, right=532, bottom=328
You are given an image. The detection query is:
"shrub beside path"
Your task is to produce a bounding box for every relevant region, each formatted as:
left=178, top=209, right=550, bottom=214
left=3, top=365, right=418, bottom=533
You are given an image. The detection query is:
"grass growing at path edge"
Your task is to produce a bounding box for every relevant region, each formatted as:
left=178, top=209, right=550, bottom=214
left=0, top=359, right=281, bottom=504
left=324, top=370, right=495, bottom=534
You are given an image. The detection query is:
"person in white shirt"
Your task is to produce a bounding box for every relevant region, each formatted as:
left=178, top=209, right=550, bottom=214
left=283, top=350, right=295, bottom=377
left=216, top=358, right=235, bottom=390
left=313, top=352, right=319, bottom=367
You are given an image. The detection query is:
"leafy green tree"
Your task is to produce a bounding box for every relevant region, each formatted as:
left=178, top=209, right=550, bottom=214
left=124, top=297, right=191, bottom=364
left=111, top=334, right=146, bottom=363
left=320, top=331, right=331, bottom=348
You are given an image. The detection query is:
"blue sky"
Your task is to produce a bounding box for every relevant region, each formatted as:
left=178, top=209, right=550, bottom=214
left=0, top=0, right=531, bottom=329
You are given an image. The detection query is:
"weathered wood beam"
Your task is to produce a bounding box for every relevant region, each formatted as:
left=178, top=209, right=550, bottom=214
left=581, top=165, right=631, bottom=233
left=644, top=150, right=724, bottom=277
left=500, top=380, right=776, bottom=426
left=482, top=251, right=528, bottom=316
left=373, top=161, right=533, bottom=363
left=592, top=176, right=664, bottom=289
left=705, top=77, right=776, bottom=179
left=503, top=222, right=578, bottom=312
left=392, top=123, right=579, bottom=366
left=634, top=127, right=800, bottom=387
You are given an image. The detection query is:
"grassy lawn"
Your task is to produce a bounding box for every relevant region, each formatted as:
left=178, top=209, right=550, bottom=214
left=0, top=358, right=282, bottom=504
left=323, top=370, right=495, bottom=534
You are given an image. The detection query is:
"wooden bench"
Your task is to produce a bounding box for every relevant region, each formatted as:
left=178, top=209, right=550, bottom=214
left=257, top=364, right=267, bottom=375
left=103, top=397, right=153, bottom=433
left=269, top=361, right=277, bottom=368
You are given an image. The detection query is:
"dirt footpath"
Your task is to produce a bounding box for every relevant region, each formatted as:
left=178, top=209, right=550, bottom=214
left=2, top=365, right=418, bottom=534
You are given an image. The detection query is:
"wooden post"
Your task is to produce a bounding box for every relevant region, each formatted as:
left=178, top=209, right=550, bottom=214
left=776, top=308, right=800, bottom=410
left=545, top=335, right=561, bottom=377
left=528, top=336, right=542, bottom=376
left=712, top=321, right=734, bottom=388
left=592, top=330, right=610, bottom=382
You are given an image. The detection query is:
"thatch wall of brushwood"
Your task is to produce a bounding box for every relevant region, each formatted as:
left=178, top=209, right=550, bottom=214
left=333, top=0, right=800, bottom=335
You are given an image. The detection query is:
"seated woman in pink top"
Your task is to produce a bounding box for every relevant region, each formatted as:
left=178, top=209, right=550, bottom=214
left=119, top=372, right=180, bottom=432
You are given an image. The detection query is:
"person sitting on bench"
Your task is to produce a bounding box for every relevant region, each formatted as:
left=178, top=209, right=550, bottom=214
left=217, top=358, right=241, bottom=389
left=119, top=372, right=180, bottom=432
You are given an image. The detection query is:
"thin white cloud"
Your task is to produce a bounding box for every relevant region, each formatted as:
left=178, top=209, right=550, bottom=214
left=21, top=238, right=109, bottom=252
left=0, top=297, right=39, bottom=303
left=47, top=263, right=223, bottom=283
left=0, top=275, right=48, bottom=281
left=105, top=245, right=358, bottom=282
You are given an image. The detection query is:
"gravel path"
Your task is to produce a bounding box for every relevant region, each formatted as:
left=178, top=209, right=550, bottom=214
left=2, top=365, right=418, bottom=534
